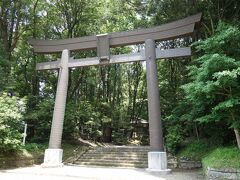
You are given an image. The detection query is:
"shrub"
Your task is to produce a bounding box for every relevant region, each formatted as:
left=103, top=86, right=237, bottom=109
left=22, top=143, right=47, bottom=152
left=24, top=98, right=53, bottom=142
left=0, top=93, right=26, bottom=152
left=165, top=125, right=184, bottom=154
left=112, top=131, right=128, bottom=145
left=177, top=140, right=212, bottom=161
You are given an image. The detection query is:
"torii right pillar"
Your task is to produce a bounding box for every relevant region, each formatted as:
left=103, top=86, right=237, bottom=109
left=145, top=39, right=171, bottom=173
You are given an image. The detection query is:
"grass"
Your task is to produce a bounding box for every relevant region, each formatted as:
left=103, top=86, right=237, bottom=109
left=19, top=143, right=47, bottom=157
left=0, top=143, right=47, bottom=169
left=62, top=143, right=89, bottom=161
left=0, top=143, right=47, bottom=159
left=177, top=141, right=213, bottom=161
left=177, top=141, right=240, bottom=170
left=0, top=142, right=89, bottom=169
left=202, top=146, right=240, bottom=169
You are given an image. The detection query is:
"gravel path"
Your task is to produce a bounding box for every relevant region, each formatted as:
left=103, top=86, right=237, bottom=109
left=0, top=165, right=205, bottom=180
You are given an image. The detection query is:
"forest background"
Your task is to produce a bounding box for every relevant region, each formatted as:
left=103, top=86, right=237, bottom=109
left=0, top=0, right=240, bottom=162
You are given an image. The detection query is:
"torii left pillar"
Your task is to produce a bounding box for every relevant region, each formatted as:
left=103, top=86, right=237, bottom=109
left=42, top=49, right=69, bottom=167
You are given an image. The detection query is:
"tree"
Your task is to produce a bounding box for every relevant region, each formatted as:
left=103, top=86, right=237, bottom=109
left=0, top=0, right=30, bottom=62
left=182, top=23, right=240, bottom=149
left=0, top=42, right=7, bottom=91
left=0, top=93, right=26, bottom=151
left=147, top=0, right=240, bottom=39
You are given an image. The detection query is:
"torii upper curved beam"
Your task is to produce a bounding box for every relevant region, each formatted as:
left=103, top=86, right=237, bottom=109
left=29, top=13, right=202, bottom=54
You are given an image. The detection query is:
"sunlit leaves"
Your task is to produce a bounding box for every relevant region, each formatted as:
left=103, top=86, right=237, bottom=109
left=183, top=23, right=240, bottom=130
left=0, top=93, right=26, bottom=151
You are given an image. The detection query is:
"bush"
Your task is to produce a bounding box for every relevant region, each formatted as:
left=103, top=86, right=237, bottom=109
left=64, top=100, right=102, bottom=140
left=21, top=143, right=47, bottom=152
left=24, top=98, right=53, bottom=142
left=112, top=131, right=128, bottom=145
left=165, top=125, right=184, bottom=154
left=0, top=93, right=26, bottom=152
left=177, top=140, right=212, bottom=161
left=202, top=147, right=240, bottom=169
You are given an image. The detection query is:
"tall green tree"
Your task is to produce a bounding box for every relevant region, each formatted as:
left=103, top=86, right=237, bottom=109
left=0, top=0, right=31, bottom=62
left=147, top=0, right=240, bottom=37
left=182, top=23, right=240, bottom=149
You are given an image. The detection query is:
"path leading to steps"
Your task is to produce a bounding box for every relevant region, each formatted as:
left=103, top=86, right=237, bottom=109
left=0, top=165, right=204, bottom=180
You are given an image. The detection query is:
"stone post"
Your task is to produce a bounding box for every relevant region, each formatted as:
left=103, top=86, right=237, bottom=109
left=42, top=49, right=69, bottom=167
left=145, top=39, right=171, bottom=173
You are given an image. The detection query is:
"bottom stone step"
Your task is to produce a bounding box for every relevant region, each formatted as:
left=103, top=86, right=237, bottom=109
left=73, top=162, right=147, bottom=168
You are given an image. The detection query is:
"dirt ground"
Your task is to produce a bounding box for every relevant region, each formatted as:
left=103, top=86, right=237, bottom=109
left=0, top=165, right=205, bottom=180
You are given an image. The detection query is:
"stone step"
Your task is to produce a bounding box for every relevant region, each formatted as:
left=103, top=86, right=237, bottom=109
left=83, top=152, right=147, bottom=157
left=79, top=156, right=147, bottom=161
left=79, top=158, right=147, bottom=163
left=95, top=147, right=150, bottom=152
left=73, top=161, right=148, bottom=168
left=81, top=156, right=147, bottom=160
left=73, top=159, right=177, bottom=169
left=84, top=152, right=147, bottom=156
left=71, top=146, right=178, bottom=169
left=76, top=158, right=176, bottom=164
left=83, top=153, right=175, bottom=159
left=76, top=158, right=147, bottom=163
left=76, top=159, right=147, bottom=163
left=73, top=160, right=177, bottom=168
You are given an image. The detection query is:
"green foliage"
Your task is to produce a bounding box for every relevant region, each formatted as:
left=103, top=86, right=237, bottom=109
left=1, top=0, right=240, bottom=154
left=148, top=0, right=240, bottom=37
left=21, top=143, right=47, bottom=152
left=177, top=141, right=212, bottom=161
left=182, top=23, right=240, bottom=146
left=165, top=125, right=184, bottom=154
left=202, top=147, right=240, bottom=169
left=0, top=94, right=26, bottom=152
left=24, top=97, right=54, bottom=142
left=64, top=100, right=113, bottom=141
left=112, top=131, right=128, bottom=145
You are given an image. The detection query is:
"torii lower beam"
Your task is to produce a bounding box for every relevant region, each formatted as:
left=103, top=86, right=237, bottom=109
left=36, top=47, right=191, bottom=70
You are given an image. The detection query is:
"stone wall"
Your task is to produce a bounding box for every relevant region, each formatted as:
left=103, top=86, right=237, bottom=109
left=179, top=159, right=202, bottom=169
left=206, top=167, right=240, bottom=179
left=0, top=157, right=42, bottom=169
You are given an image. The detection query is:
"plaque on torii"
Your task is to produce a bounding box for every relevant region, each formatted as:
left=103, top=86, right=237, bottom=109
left=29, top=13, right=202, bottom=170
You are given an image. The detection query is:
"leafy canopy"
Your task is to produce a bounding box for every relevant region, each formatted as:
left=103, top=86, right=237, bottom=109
left=183, top=23, right=240, bottom=129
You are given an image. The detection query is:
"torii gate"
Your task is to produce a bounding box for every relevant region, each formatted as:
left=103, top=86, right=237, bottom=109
left=29, top=13, right=201, bottom=172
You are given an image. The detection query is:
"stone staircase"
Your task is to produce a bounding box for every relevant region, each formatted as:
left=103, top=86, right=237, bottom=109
left=68, top=146, right=177, bottom=169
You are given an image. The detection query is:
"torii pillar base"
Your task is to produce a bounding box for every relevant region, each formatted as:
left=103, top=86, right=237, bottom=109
left=146, top=152, right=171, bottom=174
left=41, top=149, right=64, bottom=168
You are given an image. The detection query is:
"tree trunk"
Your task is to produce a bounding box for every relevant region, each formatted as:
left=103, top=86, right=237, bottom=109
left=102, top=126, right=112, bottom=143
left=234, top=129, right=240, bottom=149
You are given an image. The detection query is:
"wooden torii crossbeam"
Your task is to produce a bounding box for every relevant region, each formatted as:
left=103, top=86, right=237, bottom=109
left=35, top=47, right=191, bottom=70
left=29, top=13, right=202, bottom=170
